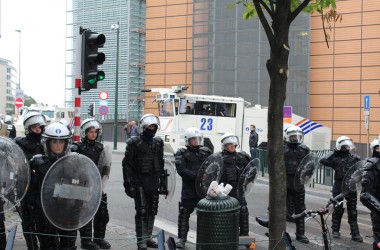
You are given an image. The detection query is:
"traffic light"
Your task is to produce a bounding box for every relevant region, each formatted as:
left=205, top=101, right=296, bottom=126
left=81, top=29, right=106, bottom=91
left=88, top=104, right=94, bottom=117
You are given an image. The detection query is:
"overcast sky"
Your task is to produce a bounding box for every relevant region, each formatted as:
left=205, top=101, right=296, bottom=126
left=0, top=0, right=66, bottom=106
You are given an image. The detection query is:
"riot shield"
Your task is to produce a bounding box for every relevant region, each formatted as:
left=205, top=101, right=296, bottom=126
left=159, top=158, right=176, bottom=203
left=41, top=153, right=102, bottom=230
left=237, top=159, right=259, bottom=199
left=98, top=145, right=112, bottom=191
left=195, top=153, right=223, bottom=197
left=294, top=152, right=317, bottom=192
left=342, top=160, right=365, bottom=194
left=0, top=136, right=29, bottom=212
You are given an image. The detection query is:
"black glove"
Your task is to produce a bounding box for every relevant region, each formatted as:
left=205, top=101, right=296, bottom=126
left=126, top=186, right=136, bottom=198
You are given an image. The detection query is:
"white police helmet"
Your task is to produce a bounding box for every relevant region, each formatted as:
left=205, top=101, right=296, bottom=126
left=23, top=111, right=47, bottom=135
left=335, top=136, right=355, bottom=151
left=4, top=115, right=12, bottom=124
left=285, top=125, right=304, bottom=144
left=139, top=114, right=160, bottom=133
left=184, top=127, right=203, bottom=147
left=80, top=118, right=102, bottom=139
left=221, top=132, right=240, bottom=150
left=41, top=122, right=72, bottom=158
left=370, top=138, right=379, bottom=152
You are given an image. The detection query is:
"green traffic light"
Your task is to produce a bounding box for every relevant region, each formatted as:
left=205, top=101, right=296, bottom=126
left=97, top=71, right=105, bottom=81
left=88, top=77, right=97, bottom=85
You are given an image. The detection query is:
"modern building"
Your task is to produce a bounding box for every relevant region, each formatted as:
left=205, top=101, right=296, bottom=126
left=65, top=0, right=146, bottom=121
left=0, top=58, right=17, bottom=115
left=144, top=0, right=311, bottom=118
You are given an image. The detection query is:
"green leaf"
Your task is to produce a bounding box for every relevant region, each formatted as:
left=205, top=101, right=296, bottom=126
left=227, top=3, right=235, bottom=9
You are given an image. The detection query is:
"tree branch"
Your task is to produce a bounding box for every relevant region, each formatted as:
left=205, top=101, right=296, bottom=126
left=259, top=0, right=273, bottom=19
left=253, top=0, right=275, bottom=49
left=288, top=0, right=311, bottom=24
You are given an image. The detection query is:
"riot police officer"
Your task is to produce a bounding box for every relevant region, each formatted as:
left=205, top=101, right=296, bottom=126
left=284, top=126, right=309, bottom=243
left=218, top=133, right=251, bottom=236
left=175, top=128, right=212, bottom=248
left=71, top=118, right=111, bottom=249
left=122, top=114, right=164, bottom=250
left=320, top=136, right=363, bottom=242
left=4, top=115, right=16, bottom=139
left=29, top=122, right=77, bottom=250
left=14, top=111, right=47, bottom=250
left=361, top=138, right=380, bottom=249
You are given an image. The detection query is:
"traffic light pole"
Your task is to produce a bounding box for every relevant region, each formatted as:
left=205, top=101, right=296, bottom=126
left=113, top=22, right=120, bottom=150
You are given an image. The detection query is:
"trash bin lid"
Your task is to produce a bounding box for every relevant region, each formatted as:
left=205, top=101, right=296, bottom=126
left=196, top=196, right=240, bottom=213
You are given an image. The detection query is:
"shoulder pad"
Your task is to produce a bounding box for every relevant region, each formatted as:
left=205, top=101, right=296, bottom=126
left=364, top=158, right=380, bottom=170
left=70, top=142, right=81, bottom=152
left=154, top=136, right=163, bottom=144
left=298, top=144, right=310, bottom=152
left=14, top=136, right=23, bottom=144
left=352, top=154, right=361, bottom=161
left=238, top=151, right=251, bottom=160
left=30, top=154, right=47, bottom=165
left=199, top=146, right=212, bottom=154
left=126, top=137, right=138, bottom=145
left=175, top=148, right=186, bottom=156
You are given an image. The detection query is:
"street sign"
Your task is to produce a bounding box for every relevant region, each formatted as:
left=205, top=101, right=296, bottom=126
left=15, top=98, right=23, bottom=108
left=283, top=106, right=292, bottom=124
left=99, top=91, right=108, bottom=100
left=99, top=100, right=108, bottom=106
left=364, top=95, right=370, bottom=111
left=364, top=115, right=369, bottom=130
left=98, top=105, right=108, bottom=115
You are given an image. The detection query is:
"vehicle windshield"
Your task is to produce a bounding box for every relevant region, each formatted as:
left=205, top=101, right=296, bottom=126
left=41, top=110, right=54, bottom=118
left=158, top=99, right=175, bottom=117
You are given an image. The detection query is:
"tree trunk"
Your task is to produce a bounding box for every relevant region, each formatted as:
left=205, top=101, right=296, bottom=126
left=267, top=4, right=290, bottom=250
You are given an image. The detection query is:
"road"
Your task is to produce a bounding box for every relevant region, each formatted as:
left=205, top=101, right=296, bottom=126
left=108, top=153, right=373, bottom=249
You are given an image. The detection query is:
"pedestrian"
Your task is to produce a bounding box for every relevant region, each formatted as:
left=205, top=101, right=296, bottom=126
left=217, top=133, right=251, bottom=236
left=320, top=136, right=363, bottom=242
left=122, top=114, right=164, bottom=250
left=249, top=125, right=258, bottom=160
left=175, top=127, right=212, bottom=248
left=14, top=111, right=47, bottom=250
left=71, top=118, right=111, bottom=249
left=361, top=138, right=380, bottom=249
left=29, top=122, right=77, bottom=250
left=4, top=115, right=16, bottom=139
left=124, top=120, right=139, bottom=141
left=283, top=126, right=309, bottom=243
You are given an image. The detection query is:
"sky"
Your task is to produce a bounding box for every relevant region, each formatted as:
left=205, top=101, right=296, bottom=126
left=0, top=0, right=66, bottom=106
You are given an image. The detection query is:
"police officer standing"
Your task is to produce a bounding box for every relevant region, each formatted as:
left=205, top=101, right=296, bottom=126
left=29, top=123, right=77, bottom=250
left=283, top=126, right=309, bottom=243
left=122, top=114, right=164, bottom=250
left=217, top=133, right=251, bottom=236
left=361, top=138, right=380, bottom=249
left=320, top=136, right=363, bottom=242
left=14, top=111, right=47, bottom=250
left=71, top=118, right=111, bottom=249
left=175, top=128, right=211, bottom=248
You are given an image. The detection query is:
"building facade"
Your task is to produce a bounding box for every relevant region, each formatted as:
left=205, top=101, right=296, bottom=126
left=65, top=0, right=146, bottom=121
left=0, top=58, right=17, bottom=115
left=145, top=0, right=311, bottom=117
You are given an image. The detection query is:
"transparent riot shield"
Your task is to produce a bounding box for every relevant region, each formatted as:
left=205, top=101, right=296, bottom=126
left=0, top=136, right=29, bottom=212
left=159, top=158, right=176, bottom=204
left=237, top=159, right=260, bottom=199
left=342, top=160, right=365, bottom=195
left=41, top=153, right=102, bottom=230
left=294, top=152, right=317, bottom=192
left=195, top=153, right=223, bottom=197
left=98, top=145, right=112, bottom=191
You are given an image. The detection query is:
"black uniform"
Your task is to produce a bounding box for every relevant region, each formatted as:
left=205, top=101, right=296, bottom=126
left=284, top=143, right=309, bottom=241
left=320, top=150, right=362, bottom=240
left=14, top=133, right=44, bottom=250
left=361, top=156, right=380, bottom=249
left=122, top=135, right=164, bottom=249
left=174, top=146, right=211, bottom=245
left=219, top=150, right=251, bottom=236
left=71, top=139, right=110, bottom=249
left=7, top=124, right=16, bottom=139
left=29, top=155, right=77, bottom=250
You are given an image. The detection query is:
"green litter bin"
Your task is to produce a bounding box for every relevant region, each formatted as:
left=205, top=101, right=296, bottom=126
left=196, top=196, right=240, bottom=250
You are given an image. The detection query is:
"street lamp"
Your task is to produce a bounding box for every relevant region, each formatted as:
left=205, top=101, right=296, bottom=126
left=15, top=30, right=21, bottom=89
left=111, top=22, right=120, bottom=150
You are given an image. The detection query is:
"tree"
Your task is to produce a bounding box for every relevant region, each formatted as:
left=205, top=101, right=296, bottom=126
left=228, top=1, right=339, bottom=249
left=24, top=96, right=37, bottom=107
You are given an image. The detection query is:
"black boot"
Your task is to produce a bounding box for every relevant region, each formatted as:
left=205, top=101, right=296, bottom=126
left=146, top=215, right=158, bottom=248
left=239, top=205, right=249, bottom=236
left=136, top=215, right=147, bottom=250
left=295, top=218, right=309, bottom=244
left=0, top=221, right=6, bottom=250
left=349, top=223, right=363, bottom=242
left=255, top=217, right=269, bottom=228
left=176, top=206, right=189, bottom=248
left=80, top=221, right=99, bottom=250
left=331, top=205, right=344, bottom=239
left=94, top=193, right=111, bottom=249
left=346, top=195, right=363, bottom=243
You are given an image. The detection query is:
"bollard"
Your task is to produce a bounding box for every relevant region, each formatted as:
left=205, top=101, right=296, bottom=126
left=196, top=196, right=240, bottom=250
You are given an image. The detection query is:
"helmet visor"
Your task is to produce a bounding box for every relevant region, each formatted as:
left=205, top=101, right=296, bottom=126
left=222, top=136, right=240, bottom=147
left=188, top=137, right=204, bottom=147
left=287, top=131, right=304, bottom=143
left=337, top=139, right=355, bottom=151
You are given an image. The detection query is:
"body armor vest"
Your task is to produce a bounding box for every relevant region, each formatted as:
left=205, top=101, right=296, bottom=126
left=14, top=136, right=44, bottom=161
left=182, top=147, right=210, bottom=174
left=73, top=140, right=104, bottom=165
left=220, top=151, right=250, bottom=191
left=332, top=153, right=360, bottom=180
left=133, top=136, right=164, bottom=174
left=284, top=144, right=309, bottom=175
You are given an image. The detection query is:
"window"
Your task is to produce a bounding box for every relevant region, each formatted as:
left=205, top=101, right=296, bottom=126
left=157, top=99, right=175, bottom=117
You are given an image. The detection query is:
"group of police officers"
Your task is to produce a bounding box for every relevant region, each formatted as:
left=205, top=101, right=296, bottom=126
left=3, top=112, right=380, bottom=250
